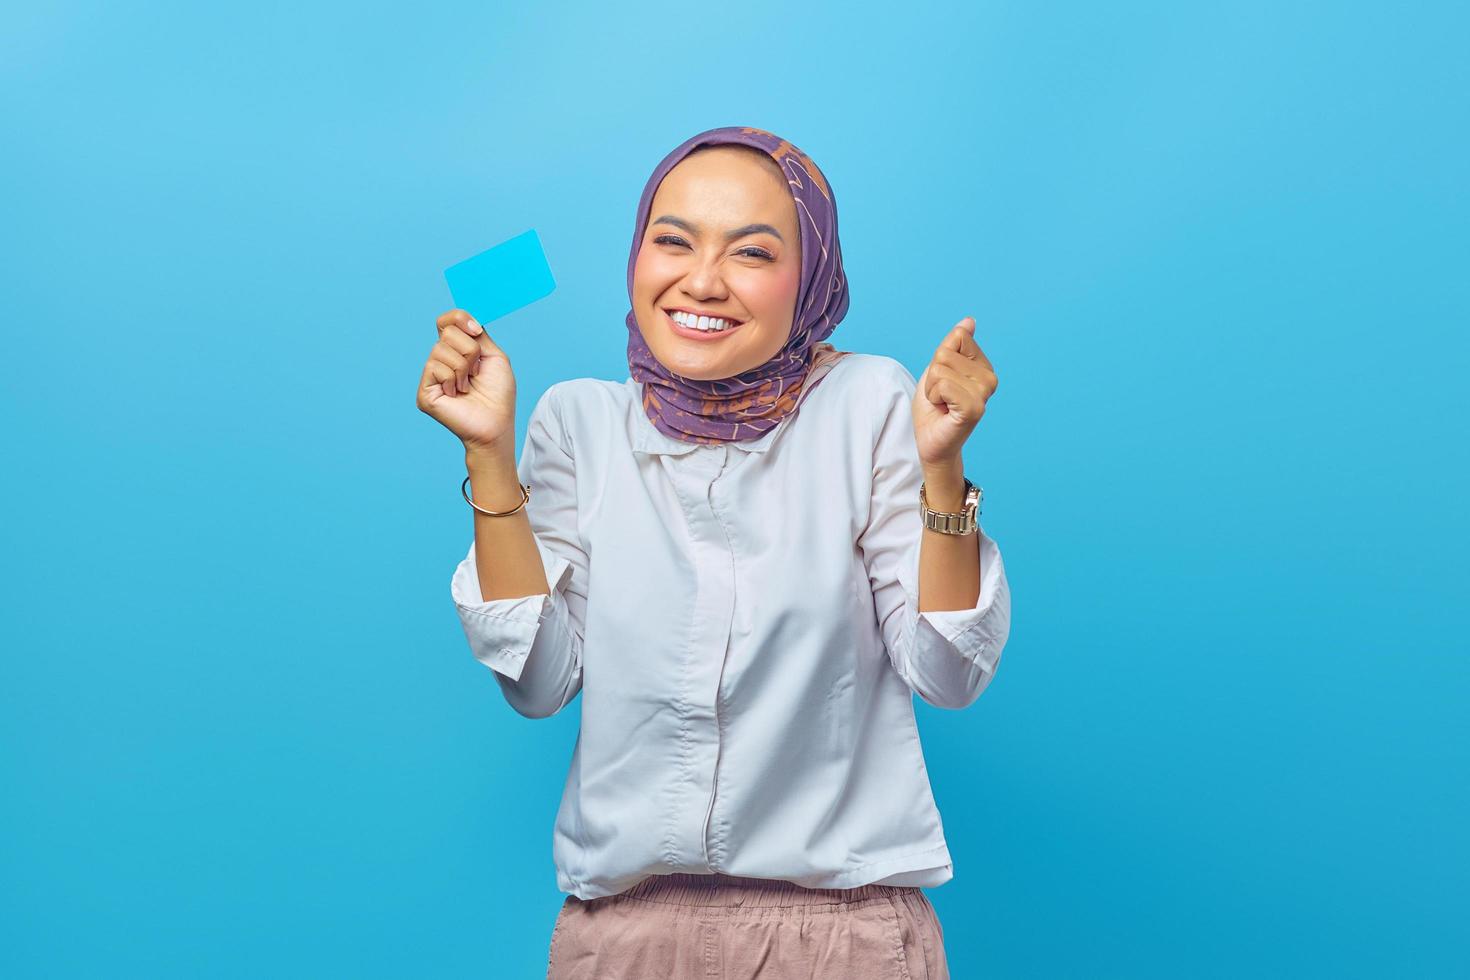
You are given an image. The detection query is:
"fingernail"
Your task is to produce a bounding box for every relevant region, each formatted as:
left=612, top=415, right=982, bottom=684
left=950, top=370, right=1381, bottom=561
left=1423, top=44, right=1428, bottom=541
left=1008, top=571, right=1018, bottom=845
left=468, top=318, right=482, bottom=335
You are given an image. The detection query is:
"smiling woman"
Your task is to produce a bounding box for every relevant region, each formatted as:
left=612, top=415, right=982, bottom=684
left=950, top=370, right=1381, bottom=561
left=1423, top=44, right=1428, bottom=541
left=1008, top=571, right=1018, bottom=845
left=631, top=144, right=805, bottom=380
left=427, top=125, right=1010, bottom=980
left=620, top=129, right=857, bottom=446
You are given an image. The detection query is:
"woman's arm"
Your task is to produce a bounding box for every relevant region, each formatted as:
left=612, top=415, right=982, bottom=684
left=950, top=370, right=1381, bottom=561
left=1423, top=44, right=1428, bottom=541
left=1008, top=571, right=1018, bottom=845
left=859, top=359, right=1011, bottom=710
left=465, top=444, right=552, bottom=601
left=451, top=385, right=589, bottom=719
left=916, top=459, right=981, bottom=613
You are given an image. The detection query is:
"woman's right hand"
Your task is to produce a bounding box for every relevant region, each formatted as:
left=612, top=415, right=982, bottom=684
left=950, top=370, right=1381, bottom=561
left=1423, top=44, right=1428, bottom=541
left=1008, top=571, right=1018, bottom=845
left=416, top=308, right=517, bottom=455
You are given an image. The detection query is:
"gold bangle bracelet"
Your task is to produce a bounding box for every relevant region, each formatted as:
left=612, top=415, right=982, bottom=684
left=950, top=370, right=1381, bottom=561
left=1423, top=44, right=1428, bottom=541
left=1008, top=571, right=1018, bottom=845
left=461, top=475, right=531, bottom=517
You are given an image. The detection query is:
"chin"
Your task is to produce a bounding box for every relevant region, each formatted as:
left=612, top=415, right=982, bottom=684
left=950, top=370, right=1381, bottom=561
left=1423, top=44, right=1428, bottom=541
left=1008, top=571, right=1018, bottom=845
left=655, top=351, right=742, bottom=382
left=637, top=310, right=753, bottom=380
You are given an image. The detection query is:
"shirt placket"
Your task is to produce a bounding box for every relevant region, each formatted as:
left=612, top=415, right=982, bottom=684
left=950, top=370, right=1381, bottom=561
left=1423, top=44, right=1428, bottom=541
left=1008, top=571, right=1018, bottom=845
left=665, top=444, right=738, bottom=872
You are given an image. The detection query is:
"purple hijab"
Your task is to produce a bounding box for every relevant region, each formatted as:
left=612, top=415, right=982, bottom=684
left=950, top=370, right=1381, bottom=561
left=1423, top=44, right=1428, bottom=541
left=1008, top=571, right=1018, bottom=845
left=625, top=126, right=852, bottom=445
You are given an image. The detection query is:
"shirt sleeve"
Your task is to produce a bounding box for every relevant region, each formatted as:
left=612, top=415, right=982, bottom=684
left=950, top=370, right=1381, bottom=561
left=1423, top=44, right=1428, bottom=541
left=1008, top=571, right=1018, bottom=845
left=449, top=384, right=588, bottom=719
left=857, top=362, right=1012, bottom=710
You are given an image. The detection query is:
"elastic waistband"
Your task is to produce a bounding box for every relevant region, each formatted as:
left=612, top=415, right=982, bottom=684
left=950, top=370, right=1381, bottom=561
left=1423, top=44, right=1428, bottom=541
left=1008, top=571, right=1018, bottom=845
left=608, top=872, right=920, bottom=908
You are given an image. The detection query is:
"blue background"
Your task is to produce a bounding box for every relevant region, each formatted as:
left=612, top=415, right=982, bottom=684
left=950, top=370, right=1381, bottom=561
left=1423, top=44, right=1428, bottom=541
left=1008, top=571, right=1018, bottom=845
left=2, top=1, right=1465, bottom=976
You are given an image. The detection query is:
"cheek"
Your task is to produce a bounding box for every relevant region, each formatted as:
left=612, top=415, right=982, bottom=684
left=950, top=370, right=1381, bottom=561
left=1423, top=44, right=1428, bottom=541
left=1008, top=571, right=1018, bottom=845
left=633, top=246, right=681, bottom=296
left=740, top=264, right=801, bottom=318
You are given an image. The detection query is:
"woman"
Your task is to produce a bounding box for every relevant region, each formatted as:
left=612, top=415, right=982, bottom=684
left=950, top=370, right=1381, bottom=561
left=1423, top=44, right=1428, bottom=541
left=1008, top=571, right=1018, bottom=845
left=417, top=126, right=1010, bottom=979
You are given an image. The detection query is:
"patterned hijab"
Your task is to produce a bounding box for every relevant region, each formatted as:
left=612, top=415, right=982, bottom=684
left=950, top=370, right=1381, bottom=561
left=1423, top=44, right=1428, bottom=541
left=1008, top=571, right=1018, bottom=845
left=625, top=126, right=852, bottom=445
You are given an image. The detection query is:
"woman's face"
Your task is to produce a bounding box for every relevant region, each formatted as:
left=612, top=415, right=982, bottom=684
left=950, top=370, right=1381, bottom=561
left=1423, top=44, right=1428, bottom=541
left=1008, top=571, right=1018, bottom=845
left=631, top=147, right=802, bottom=381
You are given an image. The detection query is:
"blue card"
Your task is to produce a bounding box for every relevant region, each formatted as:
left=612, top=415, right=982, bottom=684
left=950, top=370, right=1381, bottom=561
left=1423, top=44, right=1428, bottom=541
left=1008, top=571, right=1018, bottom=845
left=443, top=229, right=557, bottom=322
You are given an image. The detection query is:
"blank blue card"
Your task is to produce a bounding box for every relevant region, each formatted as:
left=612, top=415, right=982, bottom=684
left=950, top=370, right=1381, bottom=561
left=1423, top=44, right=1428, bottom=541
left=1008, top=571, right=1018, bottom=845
left=443, top=229, right=556, bottom=322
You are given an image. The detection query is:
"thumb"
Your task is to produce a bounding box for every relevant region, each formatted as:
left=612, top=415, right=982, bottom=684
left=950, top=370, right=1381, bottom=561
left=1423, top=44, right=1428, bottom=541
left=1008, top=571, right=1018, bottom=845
left=939, top=316, right=976, bottom=352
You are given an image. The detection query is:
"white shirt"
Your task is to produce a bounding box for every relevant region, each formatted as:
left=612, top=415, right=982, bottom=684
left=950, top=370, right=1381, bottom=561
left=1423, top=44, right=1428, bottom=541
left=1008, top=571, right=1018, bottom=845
left=450, top=351, right=1012, bottom=900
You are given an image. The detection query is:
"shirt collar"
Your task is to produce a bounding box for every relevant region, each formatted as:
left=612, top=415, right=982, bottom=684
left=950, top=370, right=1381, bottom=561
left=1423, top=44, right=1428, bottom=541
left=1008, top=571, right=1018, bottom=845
left=627, top=381, right=785, bottom=456
left=625, top=352, right=847, bottom=457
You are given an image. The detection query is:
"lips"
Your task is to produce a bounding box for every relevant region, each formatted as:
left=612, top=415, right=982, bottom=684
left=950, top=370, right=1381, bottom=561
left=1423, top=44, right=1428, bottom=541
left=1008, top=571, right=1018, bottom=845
left=663, top=309, right=745, bottom=340
left=664, top=307, right=745, bottom=325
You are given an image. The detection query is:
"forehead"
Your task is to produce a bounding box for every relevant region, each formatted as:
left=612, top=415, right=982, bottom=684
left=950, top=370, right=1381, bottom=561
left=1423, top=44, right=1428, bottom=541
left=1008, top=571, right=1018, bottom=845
left=649, top=149, right=795, bottom=227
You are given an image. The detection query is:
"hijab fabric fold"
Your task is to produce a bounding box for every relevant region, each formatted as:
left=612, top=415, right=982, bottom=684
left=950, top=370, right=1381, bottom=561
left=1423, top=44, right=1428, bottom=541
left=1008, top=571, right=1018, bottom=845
left=625, top=126, right=852, bottom=445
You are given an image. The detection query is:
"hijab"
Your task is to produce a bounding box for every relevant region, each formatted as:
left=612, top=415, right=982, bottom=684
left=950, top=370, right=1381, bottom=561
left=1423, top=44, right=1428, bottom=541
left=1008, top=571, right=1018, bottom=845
left=624, top=126, right=852, bottom=445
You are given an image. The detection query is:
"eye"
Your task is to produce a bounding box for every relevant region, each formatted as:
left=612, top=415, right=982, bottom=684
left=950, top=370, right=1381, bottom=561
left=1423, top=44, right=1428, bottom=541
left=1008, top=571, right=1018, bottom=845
left=652, top=234, right=774, bottom=262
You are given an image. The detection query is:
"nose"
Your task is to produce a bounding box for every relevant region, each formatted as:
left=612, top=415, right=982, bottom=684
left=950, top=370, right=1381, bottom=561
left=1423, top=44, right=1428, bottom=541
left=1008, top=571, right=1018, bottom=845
left=681, top=250, right=730, bottom=302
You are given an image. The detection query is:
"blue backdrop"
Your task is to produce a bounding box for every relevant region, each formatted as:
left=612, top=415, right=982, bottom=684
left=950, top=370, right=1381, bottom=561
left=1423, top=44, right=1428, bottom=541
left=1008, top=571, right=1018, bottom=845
left=3, top=1, right=1465, bottom=976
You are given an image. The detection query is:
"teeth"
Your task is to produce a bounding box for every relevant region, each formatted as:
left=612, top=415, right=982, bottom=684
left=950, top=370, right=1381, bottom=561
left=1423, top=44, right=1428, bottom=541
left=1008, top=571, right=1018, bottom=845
left=670, top=310, right=737, bottom=332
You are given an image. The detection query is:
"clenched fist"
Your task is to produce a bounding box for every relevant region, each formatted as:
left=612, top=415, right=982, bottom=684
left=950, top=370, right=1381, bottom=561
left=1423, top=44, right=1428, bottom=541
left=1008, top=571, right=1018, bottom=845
left=912, top=316, right=999, bottom=469
left=416, top=308, right=518, bottom=455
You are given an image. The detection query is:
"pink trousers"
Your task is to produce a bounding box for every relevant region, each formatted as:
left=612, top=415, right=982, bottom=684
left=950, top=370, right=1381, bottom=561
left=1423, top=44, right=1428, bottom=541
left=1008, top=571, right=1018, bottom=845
left=545, top=872, right=949, bottom=979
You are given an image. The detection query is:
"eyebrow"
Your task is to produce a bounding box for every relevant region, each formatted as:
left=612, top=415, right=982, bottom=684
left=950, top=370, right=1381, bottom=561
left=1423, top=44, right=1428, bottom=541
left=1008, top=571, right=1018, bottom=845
left=650, top=215, right=785, bottom=244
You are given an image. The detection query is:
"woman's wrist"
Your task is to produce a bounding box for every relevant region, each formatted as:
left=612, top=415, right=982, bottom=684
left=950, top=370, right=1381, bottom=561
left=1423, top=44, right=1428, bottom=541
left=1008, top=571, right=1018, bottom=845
left=464, top=437, right=517, bottom=471
left=920, top=457, right=968, bottom=511
left=463, top=442, right=524, bottom=512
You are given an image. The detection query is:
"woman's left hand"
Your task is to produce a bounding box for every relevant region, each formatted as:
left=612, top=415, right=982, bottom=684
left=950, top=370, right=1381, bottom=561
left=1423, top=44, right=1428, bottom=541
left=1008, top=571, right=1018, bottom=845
left=911, top=316, right=999, bottom=469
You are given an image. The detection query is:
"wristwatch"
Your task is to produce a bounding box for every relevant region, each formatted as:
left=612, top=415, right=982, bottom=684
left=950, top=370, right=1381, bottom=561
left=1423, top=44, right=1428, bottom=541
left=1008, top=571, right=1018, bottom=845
left=919, top=478, right=982, bottom=535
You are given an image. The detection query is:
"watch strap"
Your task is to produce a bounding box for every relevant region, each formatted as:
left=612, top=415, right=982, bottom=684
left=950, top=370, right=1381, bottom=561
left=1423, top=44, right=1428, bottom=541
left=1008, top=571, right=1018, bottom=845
left=919, top=478, right=982, bottom=535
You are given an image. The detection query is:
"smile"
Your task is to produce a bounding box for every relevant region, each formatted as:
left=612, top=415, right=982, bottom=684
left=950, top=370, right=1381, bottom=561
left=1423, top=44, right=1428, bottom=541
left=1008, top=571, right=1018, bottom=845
left=664, top=309, right=745, bottom=340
